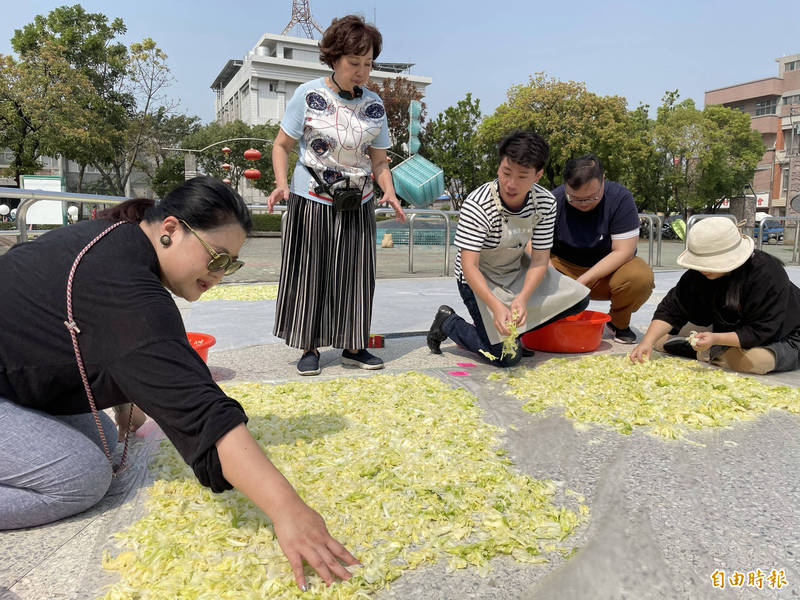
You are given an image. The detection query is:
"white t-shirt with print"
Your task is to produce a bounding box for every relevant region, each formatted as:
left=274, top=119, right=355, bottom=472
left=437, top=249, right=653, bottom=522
left=280, top=78, right=390, bottom=205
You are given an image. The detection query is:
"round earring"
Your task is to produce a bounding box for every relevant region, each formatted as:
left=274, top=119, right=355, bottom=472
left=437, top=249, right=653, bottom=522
left=160, top=234, right=171, bottom=247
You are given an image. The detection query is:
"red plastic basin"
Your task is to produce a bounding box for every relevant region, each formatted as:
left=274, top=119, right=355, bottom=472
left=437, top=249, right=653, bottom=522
left=186, top=332, right=216, bottom=363
left=521, top=310, right=611, bottom=353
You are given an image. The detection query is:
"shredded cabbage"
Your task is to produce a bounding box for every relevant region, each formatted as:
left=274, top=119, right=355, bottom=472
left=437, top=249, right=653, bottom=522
left=495, top=354, right=800, bottom=442
left=200, top=283, right=278, bottom=302
left=101, top=373, right=586, bottom=598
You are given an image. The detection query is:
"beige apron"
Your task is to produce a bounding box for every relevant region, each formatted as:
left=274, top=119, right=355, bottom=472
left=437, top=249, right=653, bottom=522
left=475, top=181, right=589, bottom=345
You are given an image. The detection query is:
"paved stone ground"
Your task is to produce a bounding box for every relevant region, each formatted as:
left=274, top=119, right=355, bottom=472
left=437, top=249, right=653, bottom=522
left=2, top=233, right=800, bottom=600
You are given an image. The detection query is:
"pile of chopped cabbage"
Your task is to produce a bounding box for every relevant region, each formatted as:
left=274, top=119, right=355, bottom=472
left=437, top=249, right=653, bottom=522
left=101, top=373, right=586, bottom=599
left=494, top=355, right=800, bottom=441
left=199, top=283, right=279, bottom=302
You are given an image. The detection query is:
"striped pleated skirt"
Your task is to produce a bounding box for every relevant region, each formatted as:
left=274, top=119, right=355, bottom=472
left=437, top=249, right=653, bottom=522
left=273, top=193, right=376, bottom=349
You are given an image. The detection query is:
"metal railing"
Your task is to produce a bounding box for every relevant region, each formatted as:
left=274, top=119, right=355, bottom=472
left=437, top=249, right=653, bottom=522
left=754, top=216, right=800, bottom=263
left=0, top=187, right=125, bottom=244
left=251, top=204, right=456, bottom=276
left=638, top=213, right=663, bottom=267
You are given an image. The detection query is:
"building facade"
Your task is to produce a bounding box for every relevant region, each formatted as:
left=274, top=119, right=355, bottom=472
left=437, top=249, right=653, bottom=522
left=211, top=33, right=432, bottom=127
left=0, top=150, right=152, bottom=198
left=705, top=54, right=800, bottom=216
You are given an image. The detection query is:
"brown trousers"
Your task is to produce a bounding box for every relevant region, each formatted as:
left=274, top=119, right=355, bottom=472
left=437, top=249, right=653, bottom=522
left=654, top=324, right=777, bottom=375
left=550, top=255, right=654, bottom=329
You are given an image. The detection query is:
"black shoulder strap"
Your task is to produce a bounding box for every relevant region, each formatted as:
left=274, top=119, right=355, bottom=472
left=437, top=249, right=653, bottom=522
left=304, top=164, right=330, bottom=195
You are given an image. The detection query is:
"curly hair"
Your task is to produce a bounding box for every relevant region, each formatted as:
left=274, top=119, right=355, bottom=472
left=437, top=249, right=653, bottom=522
left=318, top=15, right=382, bottom=68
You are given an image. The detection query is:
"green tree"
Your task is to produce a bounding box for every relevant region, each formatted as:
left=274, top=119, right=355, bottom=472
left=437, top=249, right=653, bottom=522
left=9, top=4, right=131, bottom=191
left=89, top=37, right=175, bottom=196
left=179, top=120, right=280, bottom=196
left=0, top=42, right=97, bottom=185
left=422, top=93, right=488, bottom=209
left=624, top=104, right=671, bottom=213
left=150, top=154, right=184, bottom=199
left=366, top=76, right=425, bottom=160
left=479, top=73, right=633, bottom=188
left=696, top=105, right=764, bottom=210
left=654, top=91, right=705, bottom=215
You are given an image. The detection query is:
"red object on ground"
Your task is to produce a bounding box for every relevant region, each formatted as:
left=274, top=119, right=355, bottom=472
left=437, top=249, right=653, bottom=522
left=243, top=168, right=261, bottom=180
left=221, top=146, right=231, bottom=154
left=368, top=334, right=384, bottom=348
left=521, top=310, right=611, bottom=353
left=186, top=332, right=216, bottom=362
left=243, top=148, right=262, bottom=161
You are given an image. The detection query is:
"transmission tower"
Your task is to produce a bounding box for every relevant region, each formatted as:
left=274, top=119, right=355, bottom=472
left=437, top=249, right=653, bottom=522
left=281, top=0, right=323, bottom=38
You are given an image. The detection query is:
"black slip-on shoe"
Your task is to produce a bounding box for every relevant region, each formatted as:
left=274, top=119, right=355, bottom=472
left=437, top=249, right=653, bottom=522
left=341, top=349, right=384, bottom=370
left=663, top=338, right=697, bottom=359
left=427, top=305, right=454, bottom=354
left=297, top=350, right=321, bottom=376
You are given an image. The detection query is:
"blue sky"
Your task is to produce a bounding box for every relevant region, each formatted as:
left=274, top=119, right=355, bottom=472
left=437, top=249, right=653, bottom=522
left=1, top=0, right=797, bottom=125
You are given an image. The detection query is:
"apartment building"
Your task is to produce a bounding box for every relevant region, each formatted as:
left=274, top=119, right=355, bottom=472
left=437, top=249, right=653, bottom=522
left=705, top=54, right=800, bottom=216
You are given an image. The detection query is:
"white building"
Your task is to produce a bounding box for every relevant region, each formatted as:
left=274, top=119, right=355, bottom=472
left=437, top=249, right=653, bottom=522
left=211, top=33, right=433, bottom=126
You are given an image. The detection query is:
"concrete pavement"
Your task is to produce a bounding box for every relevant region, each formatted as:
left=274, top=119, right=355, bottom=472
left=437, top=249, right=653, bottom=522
left=2, top=239, right=800, bottom=600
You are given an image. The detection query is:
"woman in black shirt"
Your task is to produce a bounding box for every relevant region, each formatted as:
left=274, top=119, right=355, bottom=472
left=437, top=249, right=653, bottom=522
left=630, top=217, right=800, bottom=374
left=0, top=177, right=356, bottom=590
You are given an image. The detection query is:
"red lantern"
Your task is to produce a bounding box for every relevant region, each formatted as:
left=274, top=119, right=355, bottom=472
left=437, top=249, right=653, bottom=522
left=221, top=146, right=231, bottom=155
left=221, top=163, right=231, bottom=171
left=243, top=168, right=261, bottom=180
left=222, top=177, right=231, bottom=184
left=243, top=148, right=261, bottom=161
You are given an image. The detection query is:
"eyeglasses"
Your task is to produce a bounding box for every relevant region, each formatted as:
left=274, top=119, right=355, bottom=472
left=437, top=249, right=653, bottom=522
left=566, top=179, right=604, bottom=204
left=179, top=219, right=244, bottom=275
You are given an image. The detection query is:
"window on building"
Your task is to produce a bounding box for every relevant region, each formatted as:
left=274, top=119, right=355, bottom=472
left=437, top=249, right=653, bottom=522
left=784, top=94, right=800, bottom=105
left=785, top=60, right=800, bottom=72
left=755, top=99, right=778, bottom=116
left=268, top=82, right=277, bottom=92
left=782, top=167, right=790, bottom=196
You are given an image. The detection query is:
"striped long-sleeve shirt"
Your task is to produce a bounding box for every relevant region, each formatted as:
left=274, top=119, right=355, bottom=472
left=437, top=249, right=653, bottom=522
left=453, top=180, right=557, bottom=281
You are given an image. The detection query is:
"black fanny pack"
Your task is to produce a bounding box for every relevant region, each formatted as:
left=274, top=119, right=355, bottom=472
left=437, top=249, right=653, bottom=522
left=305, top=165, right=364, bottom=212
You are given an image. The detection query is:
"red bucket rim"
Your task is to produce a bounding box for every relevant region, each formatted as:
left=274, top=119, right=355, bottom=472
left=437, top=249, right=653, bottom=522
left=186, top=332, right=216, bottom=349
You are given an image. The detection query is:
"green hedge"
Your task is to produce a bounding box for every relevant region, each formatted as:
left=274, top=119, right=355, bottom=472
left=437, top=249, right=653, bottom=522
left=250, top=213, right=282, bottom=232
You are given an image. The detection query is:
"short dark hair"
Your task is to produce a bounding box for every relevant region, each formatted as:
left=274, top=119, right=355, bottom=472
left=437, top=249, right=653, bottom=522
left=97, top=176, right=252, bottom=233
left=318, top=15, right=382, bottom=68
left=563, top=154, right=604, bottom=188
left=498, top=130, right=549, bottom=170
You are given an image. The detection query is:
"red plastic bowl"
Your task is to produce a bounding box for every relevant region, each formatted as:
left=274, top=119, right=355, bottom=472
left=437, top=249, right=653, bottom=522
left=186, top=332, right=216, bottom=363
left=521, top=310, right=611, bottom=353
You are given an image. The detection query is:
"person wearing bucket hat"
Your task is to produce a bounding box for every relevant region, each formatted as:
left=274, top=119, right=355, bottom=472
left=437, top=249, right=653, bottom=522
left=630, top=217, right=800, bottom=374
left=0, top=177, right=357, bottom=591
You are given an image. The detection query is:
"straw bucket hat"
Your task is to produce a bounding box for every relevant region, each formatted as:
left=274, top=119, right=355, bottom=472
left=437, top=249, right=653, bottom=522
left=676, top=217, right=754, bottom=273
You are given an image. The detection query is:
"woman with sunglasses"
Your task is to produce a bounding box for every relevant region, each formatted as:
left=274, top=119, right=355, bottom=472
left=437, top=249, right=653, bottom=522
left=0, top=176, right=357, bottom=590
left=267, top=15, right=405, bottom=376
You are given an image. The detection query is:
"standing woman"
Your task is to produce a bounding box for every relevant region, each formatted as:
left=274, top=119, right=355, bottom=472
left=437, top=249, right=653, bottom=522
left=630, top=217, right=800, bottom=374
left=0, top=177, right=356, bottom=590
left=268, top=14, right=405, bottom=376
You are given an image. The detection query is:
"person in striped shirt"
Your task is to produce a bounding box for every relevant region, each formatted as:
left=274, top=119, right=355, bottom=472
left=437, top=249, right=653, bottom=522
left=427, top=130, right=589, bottom=366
